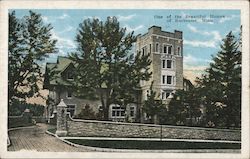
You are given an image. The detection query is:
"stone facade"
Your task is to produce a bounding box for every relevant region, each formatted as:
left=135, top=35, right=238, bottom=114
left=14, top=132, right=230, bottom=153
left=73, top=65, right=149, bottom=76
left=66, top=118, right=240, bottom=141
left=136, top=26, right=183, bottom=103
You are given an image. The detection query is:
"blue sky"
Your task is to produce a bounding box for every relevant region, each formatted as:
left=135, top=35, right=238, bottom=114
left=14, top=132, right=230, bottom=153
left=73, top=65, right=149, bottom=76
left=13, top=9, right=241, bottom=82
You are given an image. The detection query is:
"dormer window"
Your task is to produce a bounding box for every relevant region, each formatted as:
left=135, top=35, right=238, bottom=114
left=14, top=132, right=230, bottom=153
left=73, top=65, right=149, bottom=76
left=67, top=72, right=74, bottom=80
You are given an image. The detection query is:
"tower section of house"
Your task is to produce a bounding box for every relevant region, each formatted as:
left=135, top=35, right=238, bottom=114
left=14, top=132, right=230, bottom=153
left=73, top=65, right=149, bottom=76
left=136, top=26, right=183, bottom=103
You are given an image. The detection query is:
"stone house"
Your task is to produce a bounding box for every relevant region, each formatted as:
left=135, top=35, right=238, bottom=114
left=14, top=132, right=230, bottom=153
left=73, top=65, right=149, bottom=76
left=43, top=56, right=139, bottom=122
left=43, top=26, right=191, bottom=122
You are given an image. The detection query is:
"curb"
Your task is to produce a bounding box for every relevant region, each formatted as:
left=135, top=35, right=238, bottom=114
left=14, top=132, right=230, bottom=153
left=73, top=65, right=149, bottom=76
left=45, top=131, right=241, bottom=153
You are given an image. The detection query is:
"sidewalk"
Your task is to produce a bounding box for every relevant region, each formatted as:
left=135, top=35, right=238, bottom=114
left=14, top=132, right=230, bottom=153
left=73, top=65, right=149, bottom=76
left=8, top=123, right=90, bottom=152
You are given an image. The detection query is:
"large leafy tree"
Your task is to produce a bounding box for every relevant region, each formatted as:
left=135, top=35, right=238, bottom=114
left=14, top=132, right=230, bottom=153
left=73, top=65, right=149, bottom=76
left=196, top=31, right=241, bottom=127
left=70, top=17, right=151, bottom=120
left=166, top=88, right=202, bottom=126
left=142, top=82, right=166, bottom=124
left=8, top=11, right=57, bottom=105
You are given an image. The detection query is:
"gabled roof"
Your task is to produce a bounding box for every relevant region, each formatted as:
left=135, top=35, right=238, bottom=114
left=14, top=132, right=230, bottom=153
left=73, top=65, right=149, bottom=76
left=44, top=56, right=75, bottom=88
left=43, top=56, right=108, bottom=89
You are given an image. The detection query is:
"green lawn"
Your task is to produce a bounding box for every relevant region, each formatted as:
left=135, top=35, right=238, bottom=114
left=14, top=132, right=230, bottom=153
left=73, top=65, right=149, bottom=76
left=47, top=128, right=56, bottom=134
left=66, top=139, right=241, bottom=150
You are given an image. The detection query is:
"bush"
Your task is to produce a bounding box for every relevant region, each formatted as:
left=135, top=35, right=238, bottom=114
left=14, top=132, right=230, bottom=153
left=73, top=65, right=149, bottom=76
left=8, top=99, right=45, bottom=116
left=75, top=104, right=97, bottom=120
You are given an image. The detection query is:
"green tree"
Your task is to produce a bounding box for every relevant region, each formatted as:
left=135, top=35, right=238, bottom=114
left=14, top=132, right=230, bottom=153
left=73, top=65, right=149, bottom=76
left=8, top=11, right=57, bottom=104
left=143, top=82, right=166, bottom=124
left=75, top=104, right=96, bottom=120
left=167, top=88, right=202, bottom=126
left=196, top=31, right=241, bottom=128
left=70, top=17, right=151, bottom=120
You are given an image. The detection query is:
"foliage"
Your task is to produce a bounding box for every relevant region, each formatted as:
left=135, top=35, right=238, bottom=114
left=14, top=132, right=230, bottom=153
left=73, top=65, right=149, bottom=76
left=196, top=31, right=241, bottom=128
left=8, top=98, right=45, bottom=116
left=165, top=88, right=202, bottom=126
left=70, top=17, right=151, bottom=120
left=75, top=104, right=97, bottom=120
left=8, top=11, right=57, bottom=105
left=143, top=82, right=166, bottom=124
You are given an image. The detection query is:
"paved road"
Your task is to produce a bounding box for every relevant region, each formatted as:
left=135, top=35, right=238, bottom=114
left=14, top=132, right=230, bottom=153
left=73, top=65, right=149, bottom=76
left=8, top=123, right=90, bottom=152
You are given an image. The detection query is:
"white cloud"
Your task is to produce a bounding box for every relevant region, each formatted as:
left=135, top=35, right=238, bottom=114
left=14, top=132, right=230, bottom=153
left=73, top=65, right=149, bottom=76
left=184, top=39, right=217, bottom=48
left=183, top=54, right=209, bottom=84
left=83, top=16, right=101, bottom=20
left=184, top=54, right=211, bottom=66
left=58, top=26, right=74, bottom=34
left=41, top=16, right=49, bottom=23
left=58, top=13, right=70, bottom=20
left=219, top=15, right=238, bottom=23
left=185, top=24, right=222, bottom=48
left=123, top=24, right=144, bottom=33
left=232, top=27, right=241, bottom=34
left=41, top=13, right=70, bottom=23
left=117, top=14, right=136, bottom=21
left=51, top=30, right=76, bottom=49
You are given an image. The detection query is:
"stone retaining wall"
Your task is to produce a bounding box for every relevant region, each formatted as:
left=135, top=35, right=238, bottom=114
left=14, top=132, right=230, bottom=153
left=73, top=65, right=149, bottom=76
left=67, top=118, right=241, bottom=141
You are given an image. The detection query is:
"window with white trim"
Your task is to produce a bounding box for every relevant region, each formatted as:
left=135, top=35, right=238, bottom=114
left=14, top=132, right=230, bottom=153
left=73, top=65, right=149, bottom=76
left=161, top=91, right=170, bottom=100
left=162, top=75, right=166, bottom=84
left=177, top=46, right=181, bottom=56
left=167, top=75, right=172, bottom=84
left=168, top=46, right=172, bottom=54
left=67, top=104, right=76, bottom=117
left=162, top=60, right=166, bottom=68
left=67, top=91, right=73, bottom=99
left=163, top=45, right=172, bottom=54
left=111, top=104, right=125, bottom=118
left=167, top=60, right=172, bottom=68
left=155, top=43, right=159, bottom=52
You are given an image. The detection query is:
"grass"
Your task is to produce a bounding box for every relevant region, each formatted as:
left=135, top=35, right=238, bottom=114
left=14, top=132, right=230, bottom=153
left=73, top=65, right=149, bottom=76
left=66, top=139, right=241, bottom=150
left=47, top=128, right=56, bottom=134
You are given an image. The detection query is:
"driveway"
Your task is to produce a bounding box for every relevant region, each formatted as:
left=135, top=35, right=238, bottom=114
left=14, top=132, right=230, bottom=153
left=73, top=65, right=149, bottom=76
left=8, top=123, right=90, bottom=152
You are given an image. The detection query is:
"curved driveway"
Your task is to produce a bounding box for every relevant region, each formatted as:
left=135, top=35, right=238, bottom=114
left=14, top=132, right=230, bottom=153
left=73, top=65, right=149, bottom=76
left=8, top=123, right=90, bottom=152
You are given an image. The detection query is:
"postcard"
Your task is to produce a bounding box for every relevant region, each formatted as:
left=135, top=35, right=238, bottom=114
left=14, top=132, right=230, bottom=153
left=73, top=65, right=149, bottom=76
left=0, top=0, right=249, bottom=159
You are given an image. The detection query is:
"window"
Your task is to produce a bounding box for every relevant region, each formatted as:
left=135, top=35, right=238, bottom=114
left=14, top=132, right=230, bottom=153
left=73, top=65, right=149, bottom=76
left=167, top=60, right=172, bottom=68
left=162, top=75, right=166, bottom=84
left=149, top=44, right=151, bottom=53
left=155, top=43, right=159, bottom=52
left=167, top=76, right=172, bottom=84
left=142, top=46, right=147, bottom=56
left=168, top=46, right=172, bottom=54
left=161, top=91, right=170, bottom=100
left=163, top=45, right=172, bottom=54
left=67, top=91, right=72, bottom=99
left=67, top=104, right=76, bottom=117
left=111, top=104, right=125, bottom=118
left=177, top=47, right=181, bottom=55
left=162, top=60, right=166, bottom=68
left=67, top=72, right=74, bottom=80
left=163, top=45, right=167, bottom=53
left=130, top=106, right=135, bottom=117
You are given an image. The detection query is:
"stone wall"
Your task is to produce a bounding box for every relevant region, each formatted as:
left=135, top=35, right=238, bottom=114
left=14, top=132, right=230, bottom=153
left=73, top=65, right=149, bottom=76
left=66, top=118, right=241, bottom=141
left=8, top=110, right=33, bottom=128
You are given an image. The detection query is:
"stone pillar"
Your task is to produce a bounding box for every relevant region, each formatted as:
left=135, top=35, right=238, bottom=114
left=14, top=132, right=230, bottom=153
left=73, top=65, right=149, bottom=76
left=23, top=109, right=32, bottom=124
left=56, top=99, right=68, bottom=136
